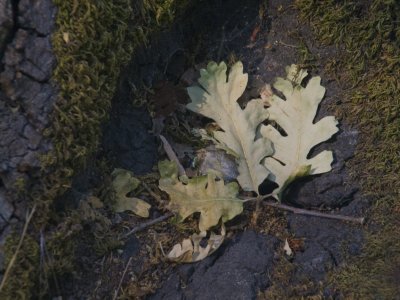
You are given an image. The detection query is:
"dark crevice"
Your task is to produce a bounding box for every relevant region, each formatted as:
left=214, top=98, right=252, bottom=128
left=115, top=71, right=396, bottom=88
left=18, top=26, right=48, bottom=38
left=11, top=0, right=20, bottom=29
left=0, top=0, right=21, bottom=69
left=264, top=119, right=288, bottom=137
left=19, top=69, right=49, bottom=84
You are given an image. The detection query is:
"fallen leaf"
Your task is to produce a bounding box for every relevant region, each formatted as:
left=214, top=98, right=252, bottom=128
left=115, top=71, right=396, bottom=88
left=283, top=238, right=293, bottom=256
left=63, top=32, right=69, bottom=43
left=166, top=225, right=226, bottom=263
left=261, top=64, right=339, bottom=199
left=158, top=160, right=243, bottom=231
left=111, top=169, right=151, bottom=218
left=187, top=62, right=273, bottom=193
left=87, top=196, right=104, bottom=209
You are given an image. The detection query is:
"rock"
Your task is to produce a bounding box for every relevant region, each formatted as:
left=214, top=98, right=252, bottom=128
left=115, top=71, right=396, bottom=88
left=19, top=34, right=55, bottom=82
left=151, top=231, right=279, bottom=300
left=288, top=214, right=363, bottom=285
left=152, top=274, right=183, bottom=300
left=23, top=123, right=42, bottom=150
left=18, top=0, right=57, bottom=35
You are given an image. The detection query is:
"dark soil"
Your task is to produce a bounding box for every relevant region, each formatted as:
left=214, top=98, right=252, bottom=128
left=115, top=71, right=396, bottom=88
left=96, top=0, right=368, bottom=298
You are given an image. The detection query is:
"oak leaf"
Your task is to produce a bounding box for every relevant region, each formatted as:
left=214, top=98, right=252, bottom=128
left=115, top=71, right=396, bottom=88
left=187, top=62, right=273, bottom=194
left=111, top=169, right=151, bottom=217
left=261, top=65, right=339, bottom=199
left=158, top=160, right=243, bottom=232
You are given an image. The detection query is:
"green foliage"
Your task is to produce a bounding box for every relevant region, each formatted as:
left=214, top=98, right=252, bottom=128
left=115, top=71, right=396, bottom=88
left=296, top=0, right=400, bottom=298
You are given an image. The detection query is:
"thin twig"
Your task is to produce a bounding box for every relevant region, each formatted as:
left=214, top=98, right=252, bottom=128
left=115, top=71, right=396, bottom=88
left=276, top=41, right=300, bottom=48
left=241, top=195, right=364, bottom=224
left=0, top=205, right=36, bottom=293
left=124, top=192, right=363, bottom=237
left=159, top=135, right=186, bottom=177
left=263, top=200, right=364, bottom=224
left=124, top=212, right=174, bottom=237
left=112, top=257, right=132, bottom=300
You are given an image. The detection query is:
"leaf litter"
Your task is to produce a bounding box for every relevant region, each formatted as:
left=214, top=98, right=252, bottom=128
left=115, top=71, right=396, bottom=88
left=122, top=62, right=362, bottom=264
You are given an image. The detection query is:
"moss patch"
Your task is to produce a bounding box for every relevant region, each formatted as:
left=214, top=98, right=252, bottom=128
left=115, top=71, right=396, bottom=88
left=1, top=0, right=189, bottom=299
left=296, top=0, right=400, bottom=298
left=1, top=234, right=40, bottom=299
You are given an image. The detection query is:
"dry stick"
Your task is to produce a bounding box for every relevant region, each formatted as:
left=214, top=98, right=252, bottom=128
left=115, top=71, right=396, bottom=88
left=0, top=205, right=37, bottom=293
left=124, top=194, right=364, bottom=236
left=112, top=256, right=133, bottom=300
left=124, top=212, right=174, bottom=237
left=159, top=134, right=186, bottom=177
left=130, top=135, right=364, bottom=233
left=263, top=201, right=364, bottom=224
left=242, top=195, right=365, bottom=224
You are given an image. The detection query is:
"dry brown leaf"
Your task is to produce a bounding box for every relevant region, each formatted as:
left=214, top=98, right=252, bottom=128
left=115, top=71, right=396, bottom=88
left=166, top=225, right=226, bottom=263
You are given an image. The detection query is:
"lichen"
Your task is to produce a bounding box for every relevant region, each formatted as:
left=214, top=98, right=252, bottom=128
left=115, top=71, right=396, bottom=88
left=296, top=0, right=400, bottom=298
left=1, top=0, right=189, bottom=298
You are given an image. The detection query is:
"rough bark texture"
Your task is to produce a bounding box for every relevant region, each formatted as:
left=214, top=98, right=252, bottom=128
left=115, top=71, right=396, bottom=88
left=0, top=0, right=57, bottom=269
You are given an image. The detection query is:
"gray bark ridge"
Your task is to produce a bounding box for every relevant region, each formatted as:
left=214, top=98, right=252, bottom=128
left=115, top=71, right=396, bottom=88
left=0, top=0, right=57, bottom=270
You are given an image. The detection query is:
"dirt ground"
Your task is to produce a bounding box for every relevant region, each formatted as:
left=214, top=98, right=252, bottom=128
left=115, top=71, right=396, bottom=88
left=60, top=0, right=372, bottom=299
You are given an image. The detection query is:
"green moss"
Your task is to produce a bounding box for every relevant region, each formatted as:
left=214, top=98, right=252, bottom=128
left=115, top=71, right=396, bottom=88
left=296, top=0, right=400, bottom=298
left=1, top=0, right=189, bottom=298
left=0, top=234, right=40, bottom=300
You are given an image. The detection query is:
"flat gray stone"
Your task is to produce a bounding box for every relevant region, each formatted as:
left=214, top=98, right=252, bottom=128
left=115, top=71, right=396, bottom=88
left=151, top=231, right=279, bottom=300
